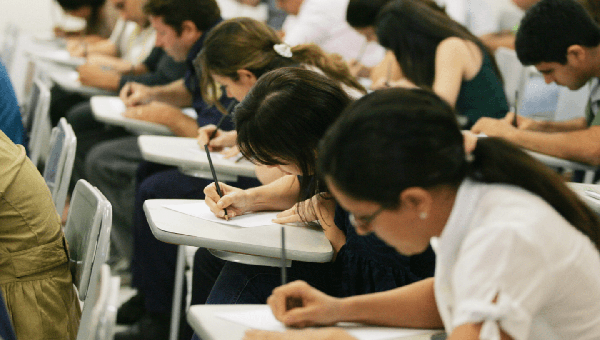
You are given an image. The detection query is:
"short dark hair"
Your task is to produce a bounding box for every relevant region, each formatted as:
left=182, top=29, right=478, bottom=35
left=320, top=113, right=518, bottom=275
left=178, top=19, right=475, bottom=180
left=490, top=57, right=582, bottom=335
left=143, top=0, right=221, bottom=35
left=346, top=0, right=392, bottom=28
left=516, top=0, right=600, bottom=65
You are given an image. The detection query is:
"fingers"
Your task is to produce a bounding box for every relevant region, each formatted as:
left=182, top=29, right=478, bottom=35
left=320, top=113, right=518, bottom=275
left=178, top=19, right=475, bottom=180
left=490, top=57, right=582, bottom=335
left=119, top=83, right=131, bottom=102
left=197, top=125, right=217, bottom=147
left=220, top=146, right=240, bottom=159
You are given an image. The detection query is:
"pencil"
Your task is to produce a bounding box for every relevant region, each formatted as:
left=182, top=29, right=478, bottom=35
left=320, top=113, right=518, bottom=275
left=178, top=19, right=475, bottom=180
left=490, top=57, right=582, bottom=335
left=208, top=100, right=237, bottom=142
left=281, top=226, right=286, bottom=285
left=204, top=144, right=229, bottom=220
left=512, top=90, right=519, bottom=127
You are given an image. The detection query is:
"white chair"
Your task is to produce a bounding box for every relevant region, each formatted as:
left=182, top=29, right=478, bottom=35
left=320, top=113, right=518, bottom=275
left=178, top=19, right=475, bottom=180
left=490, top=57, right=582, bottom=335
left=77, top=264, right=120, bottom=340
left=494, top=47, right=528, bottom=111
left=1, top=23, right=20, bottom=72
left=64, top=179, right=112, bottom=303
left=44, top=117, right=76, bottom=215
left=28, top=77, right=52, bottom=167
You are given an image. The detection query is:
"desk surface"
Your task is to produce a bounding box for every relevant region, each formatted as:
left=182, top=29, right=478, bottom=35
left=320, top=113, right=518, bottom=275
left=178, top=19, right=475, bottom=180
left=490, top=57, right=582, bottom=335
left=144, top=199, right=333, bottom=263
left=91, top=96, right=173, bottom=135
left=138, top=135, right=257, bottom=179
left=526, top=150, right=597, bottom=172
left=187, top=305, right=441, bottom=340
left=37, top=61, right=116, bottom=97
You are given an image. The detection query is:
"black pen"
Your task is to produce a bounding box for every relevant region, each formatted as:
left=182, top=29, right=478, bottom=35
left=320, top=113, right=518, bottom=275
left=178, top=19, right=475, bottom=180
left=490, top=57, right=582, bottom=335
left=208, top=100, right=237, bottom=142
left=512, top=90, right=519, bottom=127
left=205, top=144, right=229, bottom=220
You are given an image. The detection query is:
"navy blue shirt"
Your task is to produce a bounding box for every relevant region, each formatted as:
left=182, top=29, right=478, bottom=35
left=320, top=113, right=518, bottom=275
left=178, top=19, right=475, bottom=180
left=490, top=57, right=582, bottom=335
left=183, top=19, right=235, bottom=130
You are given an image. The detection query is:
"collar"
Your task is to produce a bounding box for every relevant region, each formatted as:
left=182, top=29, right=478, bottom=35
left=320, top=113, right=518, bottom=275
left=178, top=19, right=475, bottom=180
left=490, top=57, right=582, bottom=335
left=186, top=18, right=223, bottom=65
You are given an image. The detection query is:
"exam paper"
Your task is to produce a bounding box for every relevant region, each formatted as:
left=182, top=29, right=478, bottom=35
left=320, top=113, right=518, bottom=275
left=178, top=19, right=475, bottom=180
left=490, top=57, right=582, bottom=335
left=163, top=201, right=280, bottom=228
left=214, top=308, right=432, bottom=340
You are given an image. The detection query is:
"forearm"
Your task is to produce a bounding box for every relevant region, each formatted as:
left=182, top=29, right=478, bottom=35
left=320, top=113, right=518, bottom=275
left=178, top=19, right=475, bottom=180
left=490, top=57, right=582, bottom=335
left=151, top=79, right=193, bottom=107
left=88, top=40, right=118, bottom=56
left=167, top=112, right=199, bottom=137
left=507, top=126, right=600, bottom=166
left=246, top=175, right=300, bottom=211
left=339, top=278, right=443, bottom=329
left=527, top=117, right=587, bottom=132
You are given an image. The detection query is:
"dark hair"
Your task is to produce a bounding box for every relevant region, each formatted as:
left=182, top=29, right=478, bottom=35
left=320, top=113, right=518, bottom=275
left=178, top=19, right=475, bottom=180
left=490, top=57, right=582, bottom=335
left=318, top=87, right=600, bottom=250
left=195, top=18, right=365, bottom=110
left=143, top=0, right=221, bottom=35
left=346, top=0, right=443, bottom=28
left=375, top=0, right=497, bottom=88
left=235, top=67, right=352, bottom=199
left=56, top=0, right=104, bottom=11
left=516, top=0, right=600, bottom=65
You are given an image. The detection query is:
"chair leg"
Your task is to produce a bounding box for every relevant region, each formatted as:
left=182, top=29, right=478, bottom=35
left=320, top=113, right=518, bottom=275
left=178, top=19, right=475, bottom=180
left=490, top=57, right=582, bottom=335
left=170, top=245, right=186, bottom=340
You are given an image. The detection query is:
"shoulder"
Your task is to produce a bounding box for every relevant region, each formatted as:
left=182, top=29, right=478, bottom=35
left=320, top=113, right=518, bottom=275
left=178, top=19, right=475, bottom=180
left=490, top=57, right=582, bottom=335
left=436, top=37, right=470, bottom=57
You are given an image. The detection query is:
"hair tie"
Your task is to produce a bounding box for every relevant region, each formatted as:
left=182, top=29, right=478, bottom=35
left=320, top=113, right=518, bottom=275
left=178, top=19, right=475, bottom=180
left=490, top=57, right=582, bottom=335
left=273, top=43, right=293, bottom=58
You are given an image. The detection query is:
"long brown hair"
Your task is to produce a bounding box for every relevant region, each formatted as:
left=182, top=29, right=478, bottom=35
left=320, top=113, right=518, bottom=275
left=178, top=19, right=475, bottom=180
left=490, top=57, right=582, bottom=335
left=195, top=17, right=365, bottom=110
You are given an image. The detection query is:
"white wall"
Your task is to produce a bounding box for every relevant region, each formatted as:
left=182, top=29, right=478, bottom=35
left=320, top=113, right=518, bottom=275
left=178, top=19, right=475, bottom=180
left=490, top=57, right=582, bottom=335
left=0, top=0, right=57, bottom=34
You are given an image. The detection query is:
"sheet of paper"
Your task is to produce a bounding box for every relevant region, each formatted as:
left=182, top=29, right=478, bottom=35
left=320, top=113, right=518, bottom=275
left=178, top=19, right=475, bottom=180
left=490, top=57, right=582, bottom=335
left=185, top=147, right=242, bottom=163
left=214, top=308, right=432, bottom=340
left=163, top=201, right=280, bottom=228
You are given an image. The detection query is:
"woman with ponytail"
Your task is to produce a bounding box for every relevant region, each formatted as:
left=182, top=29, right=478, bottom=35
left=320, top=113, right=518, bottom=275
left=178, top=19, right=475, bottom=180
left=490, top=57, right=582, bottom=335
left=246, top=88, right=600, bottom=340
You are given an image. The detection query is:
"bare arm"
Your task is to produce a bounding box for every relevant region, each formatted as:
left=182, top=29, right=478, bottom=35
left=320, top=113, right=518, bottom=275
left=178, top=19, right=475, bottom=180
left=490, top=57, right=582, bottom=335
left=122, top=102, right=199, bottom=137
left=432, top=38, right=471, bottom=108
left=120, top=79, right=193, bottom=108
left=471, top=115, right=600, bottom=165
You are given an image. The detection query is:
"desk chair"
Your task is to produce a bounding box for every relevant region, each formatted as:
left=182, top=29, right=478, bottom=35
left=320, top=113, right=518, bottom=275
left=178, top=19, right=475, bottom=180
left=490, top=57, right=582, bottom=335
left=0, top=23, right=19, bottom=73
left=64, top=179, right=112, bottom=303
left=28, top=77, right=52, bottom=167
left=44, top=117, right=77, bottom=216
left=77, top=264, right=120, bottom=340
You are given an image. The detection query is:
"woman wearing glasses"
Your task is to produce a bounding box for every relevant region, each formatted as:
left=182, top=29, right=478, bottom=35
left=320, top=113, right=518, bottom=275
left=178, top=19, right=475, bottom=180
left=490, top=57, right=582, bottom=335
left=203, top=67, right=435, bottom=304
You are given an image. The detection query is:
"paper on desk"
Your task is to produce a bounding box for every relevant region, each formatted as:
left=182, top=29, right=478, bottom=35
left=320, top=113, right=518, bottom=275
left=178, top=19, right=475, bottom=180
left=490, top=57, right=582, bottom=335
left=186, top=147, right=241, bottom=162
left=214, top=308, right=431, bottom=340
left=162, top=201, right=280, bottom=228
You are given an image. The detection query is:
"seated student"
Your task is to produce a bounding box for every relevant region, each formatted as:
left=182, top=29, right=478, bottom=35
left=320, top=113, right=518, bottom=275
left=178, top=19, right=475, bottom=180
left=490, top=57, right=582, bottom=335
left=0, top=60, right=24, bottom=146
left=0, top=130, right=81, bottom=340
left=245, top=87, right=600, bottom=340
left=203, top=68, right=435, bottom=305
left=56, top=0, right=119, bottom=39
left=373, top=0, right=508, bottom=128
left=471, top=0, right=600, bottom=166
left=195, top=16, right=365, bottom=153
left=277, top=0, right=385, bottom=67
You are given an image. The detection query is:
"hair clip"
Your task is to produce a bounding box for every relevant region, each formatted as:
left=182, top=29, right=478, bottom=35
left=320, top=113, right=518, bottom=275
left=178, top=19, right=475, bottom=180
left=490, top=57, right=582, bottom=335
left=273, top=43, right=293, bottom=58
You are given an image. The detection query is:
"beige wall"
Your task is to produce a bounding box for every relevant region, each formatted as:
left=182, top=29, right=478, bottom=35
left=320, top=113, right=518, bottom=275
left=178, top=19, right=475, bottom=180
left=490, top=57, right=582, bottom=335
left=0, top=0, right=58, bottom=34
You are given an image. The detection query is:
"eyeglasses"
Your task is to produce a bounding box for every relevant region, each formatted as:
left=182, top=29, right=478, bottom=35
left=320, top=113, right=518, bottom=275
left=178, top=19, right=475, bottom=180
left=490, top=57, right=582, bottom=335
left=349, top=206, right=387, bottom=230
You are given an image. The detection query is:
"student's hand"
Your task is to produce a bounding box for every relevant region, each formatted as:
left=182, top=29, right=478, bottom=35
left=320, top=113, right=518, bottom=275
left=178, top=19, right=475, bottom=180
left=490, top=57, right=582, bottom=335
left=221, top=145, right=241, bottom=159
left=267, top=281, right=344, bottom=328
left=120, top=82, right=154, bottom=107
left=204, top=182, right=250, bottom=219
left=501, top=111, right=538, bottom=130
left=347, top=59, right=371, bottom=78
left=243, top=328, right=356, bottom=340
left=67, top=40, right=86, bottom=57
left=461, top=131, right=478, bottom=155
left=77, top=64, right=120, bottom=90
left=274, top=195, right=346, bottom=257
left=197, top=125, right=238, bottom=151
left=470, top=116, right=515, bottom=138
left=122, top=101, right=179, bottom=125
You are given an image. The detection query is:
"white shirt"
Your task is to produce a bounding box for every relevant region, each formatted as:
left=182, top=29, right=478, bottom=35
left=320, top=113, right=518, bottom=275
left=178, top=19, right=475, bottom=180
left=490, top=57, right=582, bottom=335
left=282, top=0, right=385, bottom=66
left=110, top=19, right=156, bottom=65
left=432, top=179, right=600, bottom=340
left=436, top=0, right=522, bottom=36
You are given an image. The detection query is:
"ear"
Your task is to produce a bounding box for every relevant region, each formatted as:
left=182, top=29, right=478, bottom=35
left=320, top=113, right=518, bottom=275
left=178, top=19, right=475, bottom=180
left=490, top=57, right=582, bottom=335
left=236, top=69, right=258, bottom=85
left=180, top=20, right=201, bottom=38
left=566, top=45, right=586, bottom=65
left=399, top=187, right=432, bottom=218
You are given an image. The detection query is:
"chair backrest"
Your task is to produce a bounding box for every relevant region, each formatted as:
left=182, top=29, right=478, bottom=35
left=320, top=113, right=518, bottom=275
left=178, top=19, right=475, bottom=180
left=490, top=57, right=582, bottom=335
left=44, top=117, right=77, bottom=215
left=64, top=180, right=112, bottom=301
left=76, top=264, right=120, bottom=340
left=28, top=77, right=52, bottom=167
left=494, top=47, right=528, bottom=111
left=1, top=23, right=19, bottom=72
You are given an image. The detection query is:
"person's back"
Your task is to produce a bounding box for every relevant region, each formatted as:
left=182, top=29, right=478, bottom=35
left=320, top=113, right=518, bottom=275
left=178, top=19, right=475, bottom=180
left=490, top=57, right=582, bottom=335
left=0, top=130, right=81, bottom=339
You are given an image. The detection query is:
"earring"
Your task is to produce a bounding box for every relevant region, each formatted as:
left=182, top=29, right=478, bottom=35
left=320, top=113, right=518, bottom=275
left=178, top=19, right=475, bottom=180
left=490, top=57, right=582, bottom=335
left=419, top=212, right=428, bottom=220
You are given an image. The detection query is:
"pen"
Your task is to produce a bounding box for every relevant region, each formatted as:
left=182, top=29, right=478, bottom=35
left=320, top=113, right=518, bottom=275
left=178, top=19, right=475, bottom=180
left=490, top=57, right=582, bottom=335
left=512, top=90, right=519, bottom=127
left=205, top=144, right=229, bottom=220
left=208, top=100, right=237, bottom=142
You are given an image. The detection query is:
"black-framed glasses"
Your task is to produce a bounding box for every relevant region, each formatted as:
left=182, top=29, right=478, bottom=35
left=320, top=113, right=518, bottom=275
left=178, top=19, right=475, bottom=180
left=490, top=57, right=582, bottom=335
left=349, top=205, right=387, bottom=229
